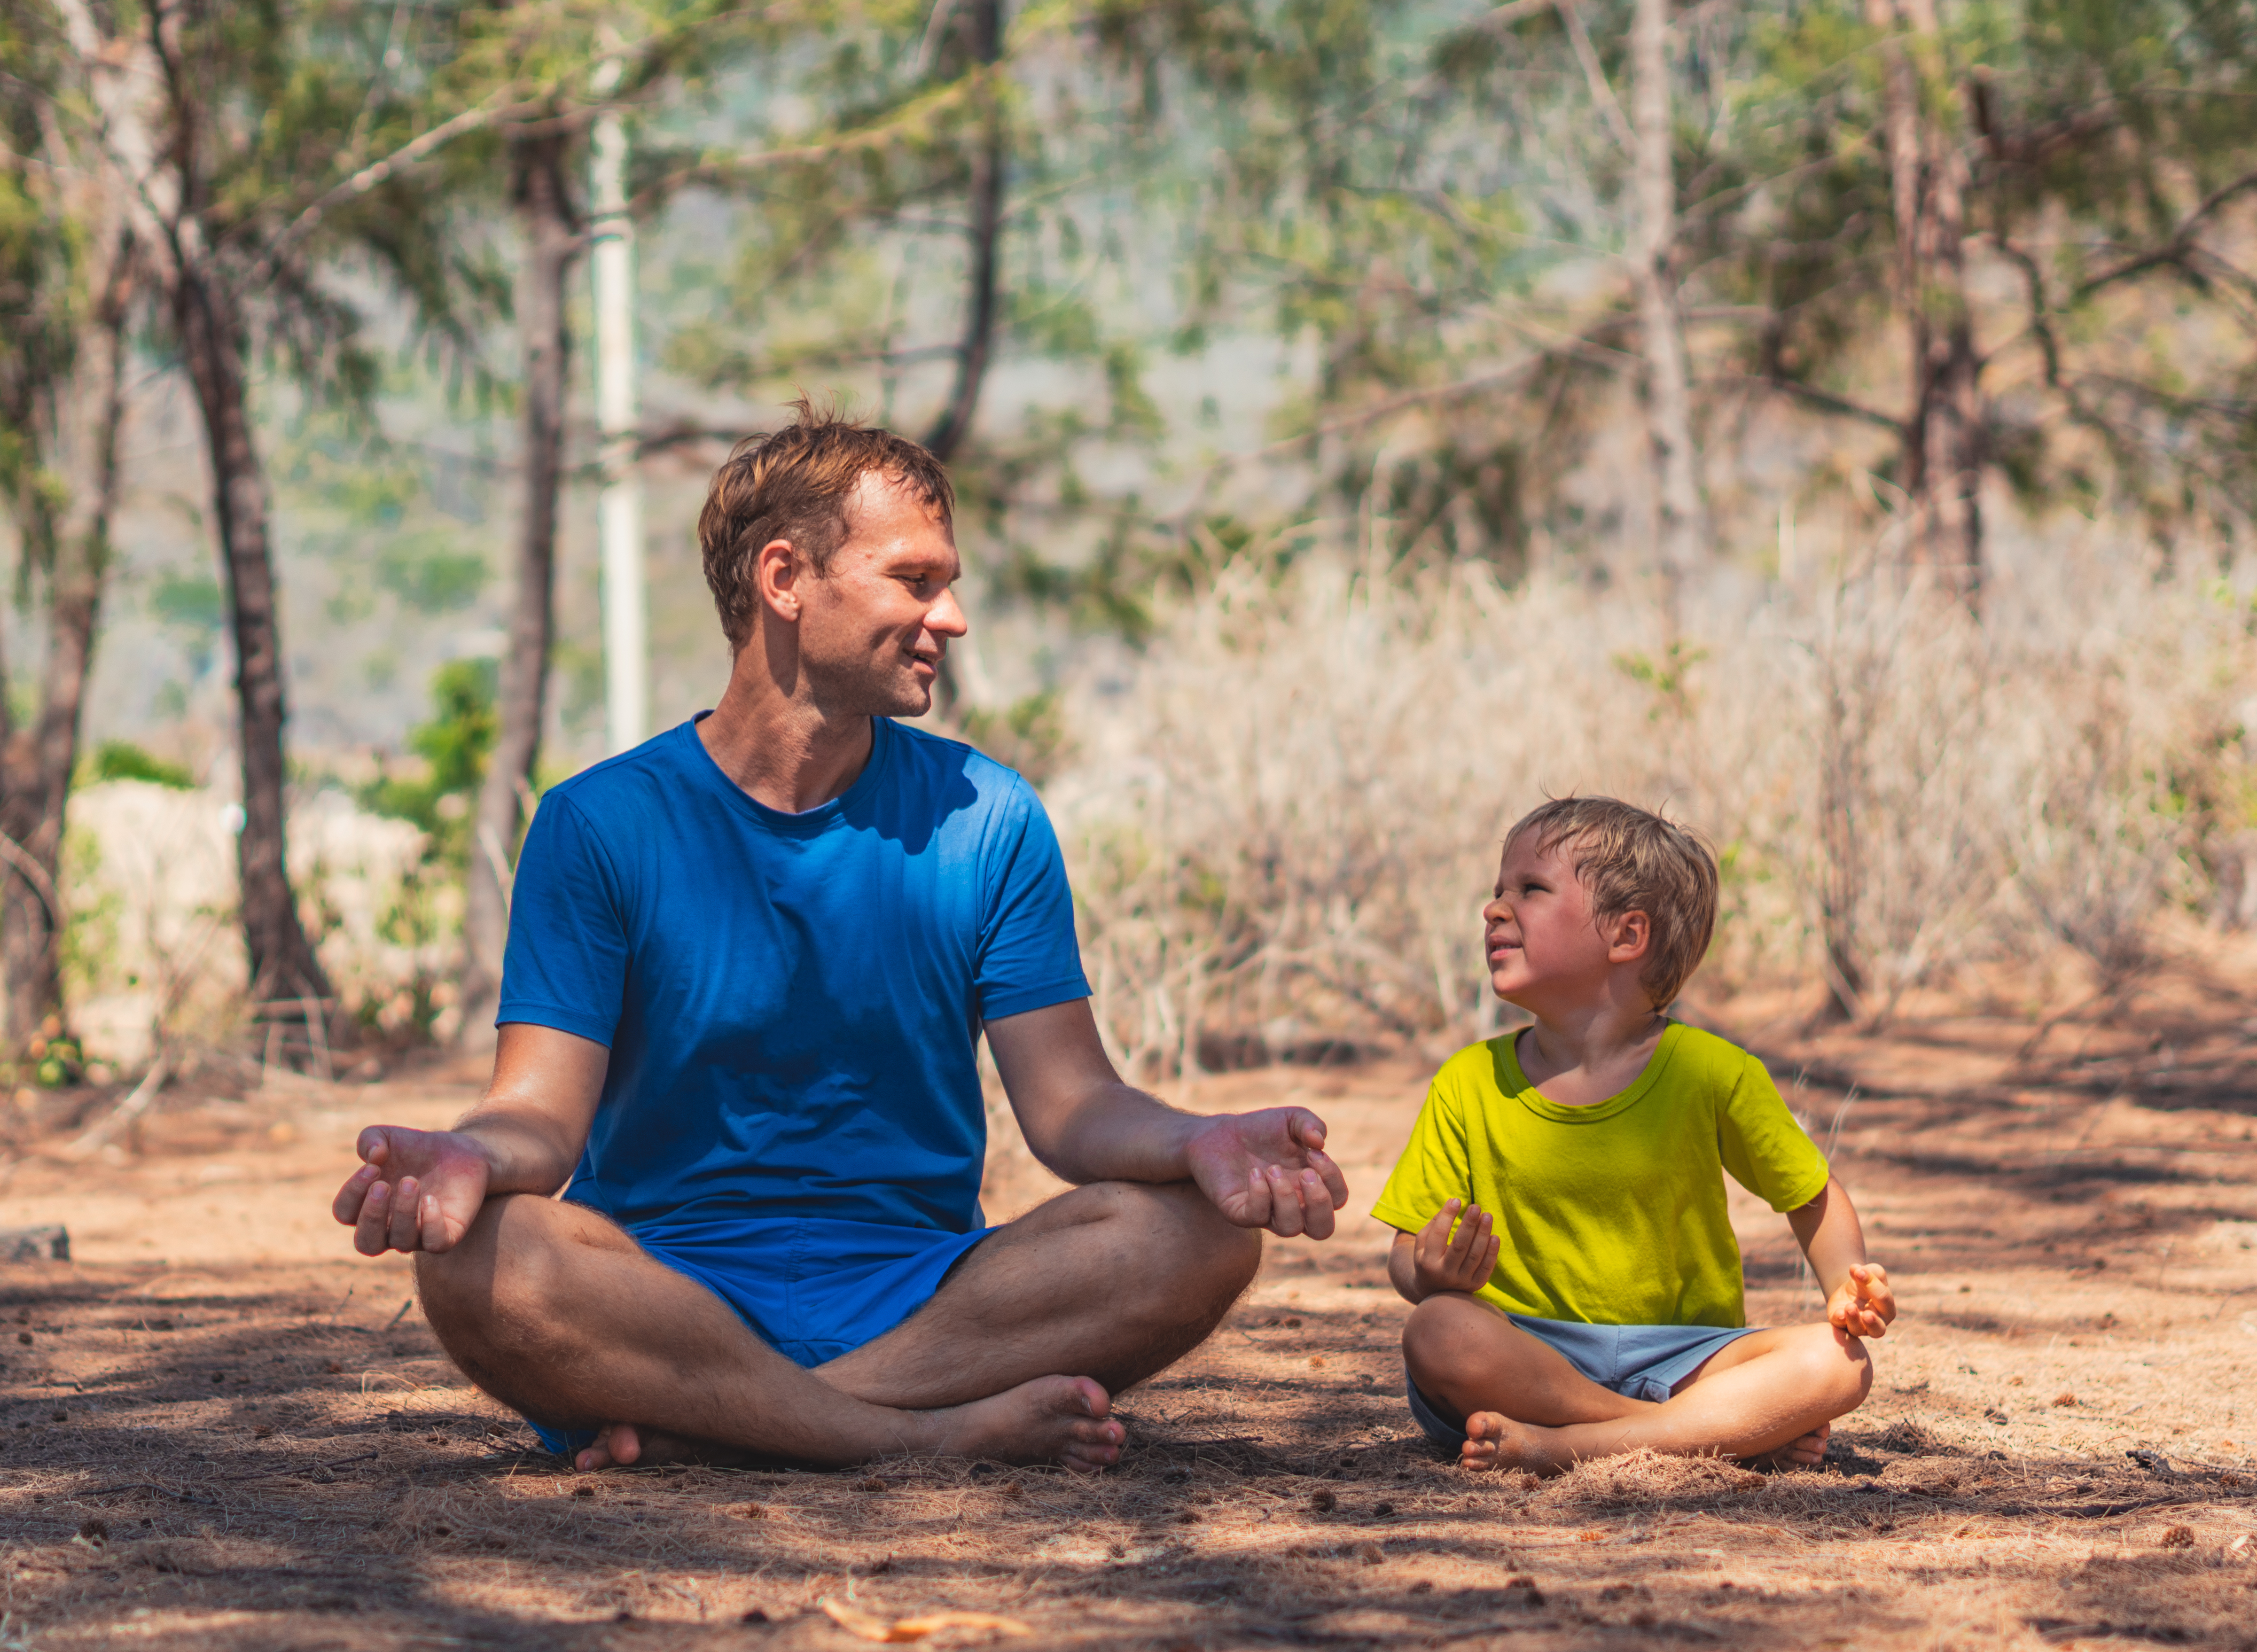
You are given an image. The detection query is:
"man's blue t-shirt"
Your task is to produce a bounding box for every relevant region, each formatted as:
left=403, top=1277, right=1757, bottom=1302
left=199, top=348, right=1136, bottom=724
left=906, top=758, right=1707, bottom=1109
left=497, top=714, right=1090, bottom=1255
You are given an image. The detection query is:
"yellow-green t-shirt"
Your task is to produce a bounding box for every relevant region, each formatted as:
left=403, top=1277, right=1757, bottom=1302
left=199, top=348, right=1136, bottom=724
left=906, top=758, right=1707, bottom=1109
left=1370, top=1023, right=1830, bottom=1329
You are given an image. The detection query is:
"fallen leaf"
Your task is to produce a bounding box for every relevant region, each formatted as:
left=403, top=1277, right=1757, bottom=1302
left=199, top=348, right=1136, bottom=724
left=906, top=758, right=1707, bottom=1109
left=819, top=1597, right=1032, bottom=1642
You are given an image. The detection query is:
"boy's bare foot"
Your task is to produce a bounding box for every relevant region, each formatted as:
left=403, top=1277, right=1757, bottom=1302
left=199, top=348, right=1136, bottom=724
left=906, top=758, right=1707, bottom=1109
left=1459, top=1410, right=1567, bottom=1475
left=1742, top=1420, right=1830, bottom=1471
left=573, top=1375, right=1125, bottom=1474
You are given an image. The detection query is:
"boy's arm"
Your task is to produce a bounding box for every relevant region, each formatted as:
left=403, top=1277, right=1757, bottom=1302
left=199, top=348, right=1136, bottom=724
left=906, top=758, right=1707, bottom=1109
left=1387, top=1201, right=1500, bottom=1304
left=1787, top=1175, right=1895, bottom=1339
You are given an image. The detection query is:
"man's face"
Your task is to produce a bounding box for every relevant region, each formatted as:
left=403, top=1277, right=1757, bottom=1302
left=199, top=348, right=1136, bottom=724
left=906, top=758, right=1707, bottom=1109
left=793, top=471, right=967, bottom=718
left=1480, top=832, right=1624, bottom=1013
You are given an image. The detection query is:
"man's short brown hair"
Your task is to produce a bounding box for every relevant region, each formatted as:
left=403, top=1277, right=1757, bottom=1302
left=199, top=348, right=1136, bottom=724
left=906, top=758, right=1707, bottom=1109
left=696, top=400, right=956, bottom=652
left=1504, top=796, right=1719, bottom=1008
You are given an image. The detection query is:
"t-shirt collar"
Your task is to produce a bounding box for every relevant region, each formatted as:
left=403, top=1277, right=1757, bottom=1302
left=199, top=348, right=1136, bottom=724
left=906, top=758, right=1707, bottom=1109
left=679, top=710, right=893, bottom=834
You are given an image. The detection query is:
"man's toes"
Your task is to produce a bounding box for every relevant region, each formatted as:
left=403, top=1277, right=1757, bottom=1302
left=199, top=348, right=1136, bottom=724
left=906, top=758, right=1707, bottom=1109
left=578, top=1423, right=641, bottom=1470
left=1065, top=1376, right=1112, bottom=1419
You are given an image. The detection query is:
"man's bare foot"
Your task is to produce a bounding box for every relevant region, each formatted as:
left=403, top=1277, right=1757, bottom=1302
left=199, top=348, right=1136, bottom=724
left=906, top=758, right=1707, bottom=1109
left=929, top=1374, right=1125, bottom=1472
left=1743, top=1420, right=1830, bottom=1471
left=571, top=1375, right=1125, bottom=1474
left=1459, top=1410, right=1566, bottom=1475
left=575, top=1423, right=757, bottom=1472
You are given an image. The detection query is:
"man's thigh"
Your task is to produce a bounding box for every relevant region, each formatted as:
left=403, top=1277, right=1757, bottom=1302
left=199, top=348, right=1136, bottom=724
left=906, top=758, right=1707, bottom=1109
left=415, top=1193, right=762, bottom=1397
left=816, top=1181, right=1260, bottom=1405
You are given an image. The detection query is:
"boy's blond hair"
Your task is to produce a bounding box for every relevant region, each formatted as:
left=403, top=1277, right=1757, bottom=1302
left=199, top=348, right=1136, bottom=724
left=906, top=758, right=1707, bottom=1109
left=1504, top=796, right=1718, bottom=1008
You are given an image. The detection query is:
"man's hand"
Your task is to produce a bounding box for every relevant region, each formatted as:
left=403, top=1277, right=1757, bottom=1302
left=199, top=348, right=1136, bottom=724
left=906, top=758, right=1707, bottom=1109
left=1409, top=1199, right=1499, bottom=1300
left=1826, top=1262, right=1895, bottom=1340
left=1182, top=1108, right=1351, bottom=1239
left=331, top=1127, right=494, bottom=1256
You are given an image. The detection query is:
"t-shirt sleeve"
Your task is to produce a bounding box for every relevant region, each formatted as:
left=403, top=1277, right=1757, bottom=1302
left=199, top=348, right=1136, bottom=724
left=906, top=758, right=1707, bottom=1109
left=1717, top=1052, right=1832, bottom=1213
left=495, top=792, right=632, bottom=1047
left=973, top=783, right=1092, bottom=1021
left=1370, top=1071, right=1474, bottom=1236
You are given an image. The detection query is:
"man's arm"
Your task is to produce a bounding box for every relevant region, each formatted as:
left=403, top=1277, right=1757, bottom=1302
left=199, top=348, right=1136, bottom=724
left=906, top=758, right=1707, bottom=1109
left=1787, top=1174, right=1895, bottom=1339
left=330, top=1023, right=608, bottom=1256
left=984, top=999, right=1351, bottom=1239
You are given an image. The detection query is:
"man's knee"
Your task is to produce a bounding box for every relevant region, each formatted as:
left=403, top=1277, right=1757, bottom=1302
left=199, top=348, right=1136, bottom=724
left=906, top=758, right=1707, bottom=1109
left=1061, top=1181, right=1260, bottom=1319
left=414, top=1194, right=581, bottom=1369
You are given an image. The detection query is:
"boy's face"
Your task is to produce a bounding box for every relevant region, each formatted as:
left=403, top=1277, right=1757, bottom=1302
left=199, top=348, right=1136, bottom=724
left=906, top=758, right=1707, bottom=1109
left=1482, top=833, right=1651, bottom=1014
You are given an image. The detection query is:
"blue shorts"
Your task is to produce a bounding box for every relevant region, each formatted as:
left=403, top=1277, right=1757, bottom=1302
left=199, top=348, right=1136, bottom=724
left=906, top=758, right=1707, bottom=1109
left=526, top=1212, right=991, bottom=1458
left=1406, top=1314, right=1760, bottom=1450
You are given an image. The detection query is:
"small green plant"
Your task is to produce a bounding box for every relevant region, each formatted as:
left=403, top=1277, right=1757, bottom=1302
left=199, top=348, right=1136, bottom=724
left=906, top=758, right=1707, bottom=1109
left=361, top=659, right=496, bottom=869
left=959, top=692, right=1073, bottom=786
left=82, top=740, right=194, bottom=789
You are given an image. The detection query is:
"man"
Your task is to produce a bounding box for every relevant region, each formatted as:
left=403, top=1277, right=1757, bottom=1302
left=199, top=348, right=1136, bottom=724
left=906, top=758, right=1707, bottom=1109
left=332, top=406, right=1349, bottom=1472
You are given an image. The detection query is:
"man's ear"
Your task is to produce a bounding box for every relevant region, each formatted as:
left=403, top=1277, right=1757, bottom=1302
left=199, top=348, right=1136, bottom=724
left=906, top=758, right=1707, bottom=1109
left=755, top=537, right=803, bottom=621
left=1606, top=909, right=1653, bottom=965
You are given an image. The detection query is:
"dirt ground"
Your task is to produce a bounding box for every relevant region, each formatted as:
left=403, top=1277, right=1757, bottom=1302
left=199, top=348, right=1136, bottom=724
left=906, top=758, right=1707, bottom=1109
left=2, top=957, right=2256, bottom=1650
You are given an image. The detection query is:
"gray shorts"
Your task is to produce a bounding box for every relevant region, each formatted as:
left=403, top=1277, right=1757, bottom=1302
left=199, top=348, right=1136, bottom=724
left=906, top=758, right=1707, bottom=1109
left=1406, top=1314, right=1761, bottom=1449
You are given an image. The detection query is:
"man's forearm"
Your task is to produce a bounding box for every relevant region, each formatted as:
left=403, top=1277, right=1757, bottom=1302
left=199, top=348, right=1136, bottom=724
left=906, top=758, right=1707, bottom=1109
left=1020, top=1081, right=1200, bottom=1186
left=452, top=1105, right=584, bottom=1196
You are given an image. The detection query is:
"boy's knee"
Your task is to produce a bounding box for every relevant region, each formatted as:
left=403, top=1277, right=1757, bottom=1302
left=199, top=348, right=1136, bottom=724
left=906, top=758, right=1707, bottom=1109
left=1794, top=1325, right=1873, bottom=1414
left=1401, top=1293, right=1487, bottom=1385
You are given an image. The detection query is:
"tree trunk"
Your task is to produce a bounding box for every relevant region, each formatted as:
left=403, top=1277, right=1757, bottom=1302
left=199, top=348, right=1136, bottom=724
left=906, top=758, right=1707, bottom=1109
left=923, top=0, right=1005, bottom=465
left=460, top=137, right=574, bottom=1047
left=1871, top=0, right=1983, bottom=600
left=1628, top=0, right=1703, bottom=603
left=172, top=258, right=333, bottom=1006
left=0, top=240, right=134, bottom=1040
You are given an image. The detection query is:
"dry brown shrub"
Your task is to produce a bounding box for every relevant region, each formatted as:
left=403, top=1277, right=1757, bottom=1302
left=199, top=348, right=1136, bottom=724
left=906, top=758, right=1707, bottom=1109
left=1535, top=1449, right=1765, bottom=1509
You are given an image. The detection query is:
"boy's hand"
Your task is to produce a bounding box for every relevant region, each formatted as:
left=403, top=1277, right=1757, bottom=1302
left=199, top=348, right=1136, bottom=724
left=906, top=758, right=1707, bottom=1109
left=1826, top=1262, right=1895, bottom=1340
left=1411, top=1200, right=1499, bottom=1300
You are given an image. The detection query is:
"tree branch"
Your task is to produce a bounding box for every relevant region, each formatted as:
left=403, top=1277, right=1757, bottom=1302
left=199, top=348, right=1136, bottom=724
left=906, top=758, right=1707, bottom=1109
left=2075, top=167, right=2257, bottom=298
left=1710, top=371, right=1903, bottom=431
left=254, top=95, right=533, bottom=275
left=1552, top=0, right=1635, bottom=158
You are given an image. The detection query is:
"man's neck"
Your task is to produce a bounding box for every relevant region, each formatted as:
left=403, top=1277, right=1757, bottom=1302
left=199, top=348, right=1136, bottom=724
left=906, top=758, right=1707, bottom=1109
left=697, top=656, right=877, bottom=815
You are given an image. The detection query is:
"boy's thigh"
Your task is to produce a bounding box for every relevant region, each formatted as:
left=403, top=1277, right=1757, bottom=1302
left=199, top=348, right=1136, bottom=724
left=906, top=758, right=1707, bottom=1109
left=1672, top=1321, right=1868, bottom=1395
left=1404, top=1296, right=1647, bottom=1424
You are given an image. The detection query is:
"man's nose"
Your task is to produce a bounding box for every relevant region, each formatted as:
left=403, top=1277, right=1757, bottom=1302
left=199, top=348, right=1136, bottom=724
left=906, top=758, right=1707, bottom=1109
left=927, top=587, right=969, bottom=638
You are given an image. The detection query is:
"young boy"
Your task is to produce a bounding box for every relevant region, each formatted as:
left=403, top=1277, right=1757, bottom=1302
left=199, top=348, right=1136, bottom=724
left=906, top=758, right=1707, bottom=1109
left=1372, top=797, right=1894, bottom=1474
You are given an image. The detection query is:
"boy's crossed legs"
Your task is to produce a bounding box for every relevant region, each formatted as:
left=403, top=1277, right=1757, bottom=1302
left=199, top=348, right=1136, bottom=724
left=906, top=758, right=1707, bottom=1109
left=1404, top=1292, right=1872, bottom=1474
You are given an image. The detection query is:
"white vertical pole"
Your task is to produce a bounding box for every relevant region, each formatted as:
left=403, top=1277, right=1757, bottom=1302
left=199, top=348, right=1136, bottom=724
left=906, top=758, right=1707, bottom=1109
left=591, top=77, right=648, bottom=755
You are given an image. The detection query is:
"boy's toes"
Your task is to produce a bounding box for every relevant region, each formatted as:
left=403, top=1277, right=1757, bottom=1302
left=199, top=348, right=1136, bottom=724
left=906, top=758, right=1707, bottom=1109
left=1459, top=1411, right=1536, bottom=1474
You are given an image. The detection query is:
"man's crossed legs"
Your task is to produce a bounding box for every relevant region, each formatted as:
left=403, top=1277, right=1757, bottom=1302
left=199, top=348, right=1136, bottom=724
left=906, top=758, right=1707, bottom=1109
left=415, top=1180, right=1262, bottom=1472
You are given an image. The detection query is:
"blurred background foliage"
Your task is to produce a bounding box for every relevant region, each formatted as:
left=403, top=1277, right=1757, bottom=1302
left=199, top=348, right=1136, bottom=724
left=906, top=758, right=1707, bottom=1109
left=1, top=0, right=2255, bottom=1064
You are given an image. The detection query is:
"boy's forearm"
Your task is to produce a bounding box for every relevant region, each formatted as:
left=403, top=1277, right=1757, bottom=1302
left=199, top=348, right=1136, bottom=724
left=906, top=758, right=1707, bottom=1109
left=1788, top=1176, right=1871, bottom=1293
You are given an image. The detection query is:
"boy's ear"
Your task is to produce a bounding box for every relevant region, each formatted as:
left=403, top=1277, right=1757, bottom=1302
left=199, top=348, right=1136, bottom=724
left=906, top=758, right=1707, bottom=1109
left=1606, top=909, right=1653, bottom=965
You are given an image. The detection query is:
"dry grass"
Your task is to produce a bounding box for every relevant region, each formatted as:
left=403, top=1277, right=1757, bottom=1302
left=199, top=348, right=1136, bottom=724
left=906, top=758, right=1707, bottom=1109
left=1049, top=538, right=2257, bottom=1068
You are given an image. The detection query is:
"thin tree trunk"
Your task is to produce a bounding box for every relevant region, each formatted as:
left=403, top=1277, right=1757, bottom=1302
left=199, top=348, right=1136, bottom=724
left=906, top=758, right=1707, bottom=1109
left=172, top=258, right=333, bottom=1006
left=1628, top=0, right=1703, bottom=604
left=0, top=242, right=134, bottom=1038
left=923, top=0, right=1004, bottom=465
left=1870, top=0, right=1983, bottom=600
left=460, top=137, right=573, bottom=1047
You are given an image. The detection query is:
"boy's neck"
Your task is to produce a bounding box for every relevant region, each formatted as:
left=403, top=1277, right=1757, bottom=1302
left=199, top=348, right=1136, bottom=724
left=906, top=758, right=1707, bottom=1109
left=1513, top=997, right=1670, bottom=1105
